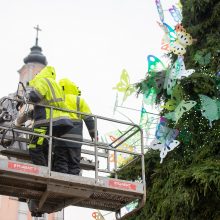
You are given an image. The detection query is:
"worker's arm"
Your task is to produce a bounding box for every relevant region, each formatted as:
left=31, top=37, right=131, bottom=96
left=84, top=116, right=97, bottom=140
left=80, top=98, right=98, bottom=141
left=14, top=104, right=33, bottom=127
left=26, top=78, right=48, bottom=103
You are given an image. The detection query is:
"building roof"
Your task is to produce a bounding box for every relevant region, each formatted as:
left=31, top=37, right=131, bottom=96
left=23, top=44, right=47, bottom=65
left=23, top=25, right=47, bottom=65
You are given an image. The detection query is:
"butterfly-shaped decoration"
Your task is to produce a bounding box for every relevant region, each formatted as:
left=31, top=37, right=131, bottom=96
left=145, top=55, right=177, bottom=96
left=106, top=130, right=136, bottom=166
left=146, top=56, right=194, bottom=97
left=166, top=56, right=195, bottom=95
left=164, top=100, right=197, bottom=123
left=158, top=22, right=176, bottom=51
left=147, top=55, right=166, bottom=73
left=155, top=0, right=164, bottom=22
left=147, top=55, right=167, bottom=89
left=155, top=117, right=179, bottom=146
left=125, top=200, right=138, bottom=212
left=157, top=22, right=176, bottom=52
left=162, top=99, right=179, bottom=111
left=113, top=69, right=135, bottom=103
left=170, top=24, right=193, bottom=55
left=169, top=5, right=182, bottom=23
left=162, top=60, right=194, bottom=109
left=162, top=22, right=177, bottom=43
left=149, top=117, right=180, bottom=163
left=161, top=34, right=171, bottom=51
left=92, top=210, right=105, bottom=220
left=159, top=22, right=193, bottom=56
left=199, top=94, right=220, bottom=127
left=141, top=55, right=167, bottom=103
left=175, top=56, right=195, bottom=80
left=165, top=66, right=178, bottom=95
left=140, top=106, right=158, bottom=134
left=150, top=139, right=180, bottom=163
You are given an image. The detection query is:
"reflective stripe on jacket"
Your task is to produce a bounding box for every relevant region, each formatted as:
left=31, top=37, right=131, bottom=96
left=58, top=78, right=96, bottom=139
left=28, top=66, right=73, bottom=128
left=65, top=94, right=95, bottom=138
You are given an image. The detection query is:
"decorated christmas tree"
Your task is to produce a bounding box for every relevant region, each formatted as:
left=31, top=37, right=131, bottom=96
left=119, top=1, right=220, bottom=219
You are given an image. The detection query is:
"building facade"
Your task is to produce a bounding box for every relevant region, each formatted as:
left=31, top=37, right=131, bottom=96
left=0, top=30, right=64, bottom=220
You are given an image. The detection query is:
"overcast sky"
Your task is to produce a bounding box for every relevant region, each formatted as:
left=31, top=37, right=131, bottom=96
left=0, top=0, right=177, bottom=219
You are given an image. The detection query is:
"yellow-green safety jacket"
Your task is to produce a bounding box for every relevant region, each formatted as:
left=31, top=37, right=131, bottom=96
left=59, top=78, right=96, bottom=139
left=27, top=66, right=73, bottom=128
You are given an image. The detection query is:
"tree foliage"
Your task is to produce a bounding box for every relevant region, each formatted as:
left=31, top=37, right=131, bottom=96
left=119, top=1, right=220, bottom=219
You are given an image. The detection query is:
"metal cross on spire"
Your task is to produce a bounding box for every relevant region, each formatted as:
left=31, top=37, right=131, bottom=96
left=34, top=25, right=42, bottom=46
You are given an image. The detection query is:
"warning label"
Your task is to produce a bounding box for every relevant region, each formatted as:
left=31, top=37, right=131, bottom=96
left=8, top=162, right=39, bottom=174
left=108, top=180, right=137, bottom=191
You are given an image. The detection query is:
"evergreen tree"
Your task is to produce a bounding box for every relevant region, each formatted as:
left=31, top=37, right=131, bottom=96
left=119, top=1, right=220, bottom=219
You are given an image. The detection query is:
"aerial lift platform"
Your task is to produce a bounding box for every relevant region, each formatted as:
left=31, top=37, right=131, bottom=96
left=0, top=97, right=146, bottom=219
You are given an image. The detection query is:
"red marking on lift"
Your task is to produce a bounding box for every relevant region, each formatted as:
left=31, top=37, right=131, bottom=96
left=8, top=162, right=39, bottom=174
left=109, top=180, right=137, bottom=191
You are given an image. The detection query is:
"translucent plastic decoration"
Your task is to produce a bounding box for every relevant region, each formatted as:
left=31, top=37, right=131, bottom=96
left=163, top=22, right=177, bottom=43
left=155, top=0, right=164, bottom=22
left=162, top=99, right=178, bottom=111
left=199, top=94, right=220, bottom=127
left=159, top=22, right=177, bottom=53
left=113, top=69, right=135, bottom=103
left=169, top=5, right=182, bottom=23
left=143, top=89, right=157, bottom=105
left=155, top=117, right=179, bottom=147
left=175, top=56, right=195, bottom=80
left=139, top=106, right=158, bottom=135
left=150, top=138, right=180, bottom=163
left=92, top=210, right=105, bottom=220
left=105, top=130, right=138, bottom=166
left=125, top=200, right=138, bottom=212
left=147, top=55, right=166, bottom=73
left=164, top=57, right=195, bottom=95
left=149, top=117, right=180, bottom=163
left=164, top=100, right=197, bottom=123
left=170, top=24, right=193, bottom=56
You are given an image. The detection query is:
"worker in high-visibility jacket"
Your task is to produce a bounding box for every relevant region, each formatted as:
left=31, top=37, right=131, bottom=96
left=59, top=78, right=97, bottom=175
left=26, top=66, right=73, bottom=168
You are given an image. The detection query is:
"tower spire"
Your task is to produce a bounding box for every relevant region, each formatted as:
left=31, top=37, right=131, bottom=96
left=34, top=25, right=42, bottom=46
left=23, top=25, right=47, bottom=65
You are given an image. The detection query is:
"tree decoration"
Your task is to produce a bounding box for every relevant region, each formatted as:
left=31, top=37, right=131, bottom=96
left=155, top=0, right=164, bottom=22
left=149, top=117, right=180, bottom=163
left=164, top=100, right=197, bottom=123
left=169, top=24, right=193, bottom=55
left=199, top=94, right=220, bottom=127
left=119, top=1, right=220, bottom=219
left=169, top=5, right=182, bottom=22
left=113, top=69, right=135, bottom=103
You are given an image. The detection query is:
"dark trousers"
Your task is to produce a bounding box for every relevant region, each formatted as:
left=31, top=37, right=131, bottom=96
left=29, top=125, right=82, bottom=175
left=29, top=127, right=49, bottom=166
left=29, top=145, right=49, bottom=166
left=53, top=147, right=81, bottom=175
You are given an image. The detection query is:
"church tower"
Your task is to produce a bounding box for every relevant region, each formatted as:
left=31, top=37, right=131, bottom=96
left=18, top=25, right=47, bottom=86
left=0, top=26, right=64, bottom=220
